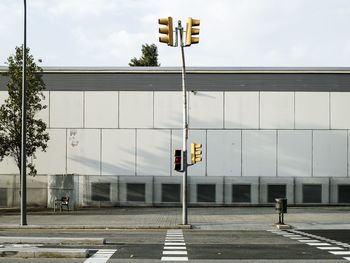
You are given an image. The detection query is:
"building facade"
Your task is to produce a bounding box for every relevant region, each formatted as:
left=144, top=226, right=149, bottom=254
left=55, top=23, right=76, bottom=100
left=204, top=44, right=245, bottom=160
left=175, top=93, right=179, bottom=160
left=1, top=67, right=350, bottom=208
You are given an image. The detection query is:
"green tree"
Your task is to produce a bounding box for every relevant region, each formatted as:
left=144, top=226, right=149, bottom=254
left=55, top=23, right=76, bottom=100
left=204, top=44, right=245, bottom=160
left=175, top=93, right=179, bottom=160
left=129, top=44, right=160, bottom=66
left=0, top=46, right=49, bottom=176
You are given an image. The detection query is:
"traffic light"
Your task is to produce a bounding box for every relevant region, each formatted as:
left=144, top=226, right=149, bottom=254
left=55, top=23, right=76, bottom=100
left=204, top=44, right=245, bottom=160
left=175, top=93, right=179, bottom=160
left=185, top=17, right=200, bottom=46
left=191, top=143, right=202, bottom=164
left=158, top=17, right=174, bottom=46
left=174, top=149, right=182, bottom=171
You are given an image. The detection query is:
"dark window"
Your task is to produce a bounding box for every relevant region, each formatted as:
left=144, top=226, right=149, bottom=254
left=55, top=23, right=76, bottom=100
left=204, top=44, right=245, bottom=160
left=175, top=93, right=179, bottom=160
left=91, top=183, right=111, bottom=201
left=127, top=183, right=145, bottom=202
left=197, top=184, right=216, bottom=202
left=232, top=184, right=251, bottom=203
left=267, top=185, right=286, bottom=203
left=338, top=185, right=350, bottom=203
left=303, top=184, right=322, bottom=203
left=0, top=188, right=7, bottom=207
left=162, top=184, right=181, bottom=202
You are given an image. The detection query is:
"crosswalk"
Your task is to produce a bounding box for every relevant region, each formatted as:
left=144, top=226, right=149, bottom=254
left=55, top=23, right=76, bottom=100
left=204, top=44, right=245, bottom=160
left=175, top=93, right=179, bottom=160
left=268, top=229, right=350, bottom=262
left=161, top=229, right=188, bottom=261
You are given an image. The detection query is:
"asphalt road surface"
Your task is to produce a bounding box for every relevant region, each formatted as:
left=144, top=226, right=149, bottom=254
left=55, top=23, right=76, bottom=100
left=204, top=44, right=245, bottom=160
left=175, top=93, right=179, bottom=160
left=0, top=229, right=349, bottom=262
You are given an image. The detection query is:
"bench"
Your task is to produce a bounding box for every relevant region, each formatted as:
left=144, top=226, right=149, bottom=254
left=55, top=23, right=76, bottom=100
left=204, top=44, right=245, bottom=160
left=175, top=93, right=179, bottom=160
left=54, top=196, right=70, bottom=212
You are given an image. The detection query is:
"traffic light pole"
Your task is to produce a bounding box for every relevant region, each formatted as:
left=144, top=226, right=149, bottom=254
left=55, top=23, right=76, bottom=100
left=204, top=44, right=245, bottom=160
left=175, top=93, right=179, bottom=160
left=178, top=21, right=189, bottom=225
left=21, top=0, right=27, bottom=226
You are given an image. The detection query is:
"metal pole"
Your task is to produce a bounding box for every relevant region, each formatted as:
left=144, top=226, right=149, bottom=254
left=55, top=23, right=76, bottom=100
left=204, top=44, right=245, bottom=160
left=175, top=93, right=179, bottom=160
left=178, top=21, right=189, bottom=225
left=21, top=0, right=27, bottom=226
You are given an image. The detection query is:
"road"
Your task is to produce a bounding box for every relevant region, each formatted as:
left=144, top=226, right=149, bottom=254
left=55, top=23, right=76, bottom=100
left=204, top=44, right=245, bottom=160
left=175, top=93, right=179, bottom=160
left=0, top=229, right=349, bottom=262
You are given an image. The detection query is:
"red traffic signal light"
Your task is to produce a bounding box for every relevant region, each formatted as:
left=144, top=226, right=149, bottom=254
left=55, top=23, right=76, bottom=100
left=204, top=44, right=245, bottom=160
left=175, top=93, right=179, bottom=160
left=174, top=149, right=182, bottom=171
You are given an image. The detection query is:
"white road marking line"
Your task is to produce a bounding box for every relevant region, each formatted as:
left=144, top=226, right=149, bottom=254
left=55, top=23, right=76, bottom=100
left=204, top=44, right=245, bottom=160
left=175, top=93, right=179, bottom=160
left=344, top=257, right=350, bottom=261
left=164, top=247, right=187, bottom=250
left=163, top=251, right=188, bottom=255
left=317, top=247, right=344, bottom=250
left=298, top=239, right=319, bottom=243
left=161, top=257, right=188, bottom=261
left=331, top=251, right=350, bottom=255
left=307, top=243, right=330, bottom=246
left=84, top=249, right=116, bottom=263
left=290, top=237, right=310, bottom=240
left=164, top=242, right=186, bottom=246
left=283, top=235, right=302, bottom=237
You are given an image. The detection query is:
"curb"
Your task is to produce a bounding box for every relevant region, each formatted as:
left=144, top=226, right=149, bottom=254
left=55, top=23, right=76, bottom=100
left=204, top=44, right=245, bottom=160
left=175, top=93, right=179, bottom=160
left=0, top=236, right=105, bottom=245
left=0, top=248, right=89, bottom=258
left=0, top=224, right=192, bottom=230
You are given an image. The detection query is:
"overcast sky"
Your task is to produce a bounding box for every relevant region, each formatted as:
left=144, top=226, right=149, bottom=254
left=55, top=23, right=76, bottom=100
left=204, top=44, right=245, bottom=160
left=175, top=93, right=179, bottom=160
left=1, top=0, right=350, bottom=67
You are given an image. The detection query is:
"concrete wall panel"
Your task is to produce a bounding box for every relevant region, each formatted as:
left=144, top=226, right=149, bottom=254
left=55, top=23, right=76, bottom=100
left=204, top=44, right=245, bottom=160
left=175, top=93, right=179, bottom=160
left=101, top=129, right=135, bottom=176
left=331, top=92, right=350, bottom=129
left=154, top=92, right=182, bottom=128
left=35, top=129, right=66, bottom=175
left=260, top=92, right=294, bottom=129
left=278, top=130, right=312, bottom=177
left=207, top=130, right=241, bottom=176
left=137, top=129, right=171, bottom=176
left=242, top=130, right=276, bottom=177
left=295, top=92, right=329, bottom=129
left=0, top=157, right=18, bottom=175
left=50, top=91, right=83, bottom=128
left=85, top=91, right=118, bottom=128
left=225, top=92, right=259, bottom=129
left=67, top=129, right=101, bottom=175
left=313, top=130, right=347, bottom=177
left=189, top=92, right=223, bottom=128
left=119, top=91, right=153, bottom=128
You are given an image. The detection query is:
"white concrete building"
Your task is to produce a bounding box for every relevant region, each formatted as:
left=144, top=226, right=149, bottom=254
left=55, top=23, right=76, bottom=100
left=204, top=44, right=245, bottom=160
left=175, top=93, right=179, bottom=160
left=1, top=67, right=350, bottom=208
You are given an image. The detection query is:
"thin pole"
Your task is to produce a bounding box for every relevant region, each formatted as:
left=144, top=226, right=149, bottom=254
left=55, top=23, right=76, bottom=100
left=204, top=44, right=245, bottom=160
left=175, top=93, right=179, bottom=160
left=178, top=21, right=188, bottom=225
left=21, top=0, right=27, bottom=226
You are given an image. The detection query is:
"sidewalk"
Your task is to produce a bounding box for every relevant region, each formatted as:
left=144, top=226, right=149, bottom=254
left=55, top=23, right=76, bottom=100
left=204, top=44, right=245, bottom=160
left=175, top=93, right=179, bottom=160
left=1, top=206, right=350, bottom=230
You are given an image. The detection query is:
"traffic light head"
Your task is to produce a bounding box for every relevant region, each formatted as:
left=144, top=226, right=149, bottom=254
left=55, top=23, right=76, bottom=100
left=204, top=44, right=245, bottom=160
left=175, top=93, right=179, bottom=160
left=185, top=17, right=200, bottom=46
left=158, top=17, right=174, bottom=46
left=174, top=149, right=182, bottom=171
left=191, top=143, right=202, bottom=164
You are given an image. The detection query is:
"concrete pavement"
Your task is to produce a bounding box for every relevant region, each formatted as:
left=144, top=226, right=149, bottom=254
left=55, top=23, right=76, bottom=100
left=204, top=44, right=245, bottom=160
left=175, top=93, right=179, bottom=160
left=1, top=206, right=350, bottom=230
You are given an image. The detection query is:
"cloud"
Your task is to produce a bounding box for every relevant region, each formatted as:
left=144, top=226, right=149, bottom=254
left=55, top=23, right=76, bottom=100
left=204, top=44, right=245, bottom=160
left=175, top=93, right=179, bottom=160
left=1, top=0, right=350, bottom=67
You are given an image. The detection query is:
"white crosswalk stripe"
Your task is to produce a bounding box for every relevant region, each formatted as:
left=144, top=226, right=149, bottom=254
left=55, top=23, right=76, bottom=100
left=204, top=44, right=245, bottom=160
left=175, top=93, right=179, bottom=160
left=84, top=249, right=116, bottom=263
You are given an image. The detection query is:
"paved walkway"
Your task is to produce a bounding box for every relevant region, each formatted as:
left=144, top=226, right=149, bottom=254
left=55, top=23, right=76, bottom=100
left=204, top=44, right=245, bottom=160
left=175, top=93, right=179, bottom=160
left=0, top=206, right=350, bottom=230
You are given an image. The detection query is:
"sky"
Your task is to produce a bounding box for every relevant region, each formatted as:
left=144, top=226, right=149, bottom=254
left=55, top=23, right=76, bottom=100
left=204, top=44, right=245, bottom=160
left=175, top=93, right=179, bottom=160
left=1, top=0, right=350, bottom=67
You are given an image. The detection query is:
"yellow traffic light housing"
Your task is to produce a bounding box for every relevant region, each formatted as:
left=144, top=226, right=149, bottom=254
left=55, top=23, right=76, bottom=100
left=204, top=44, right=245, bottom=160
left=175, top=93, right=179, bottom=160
left=191, top=143, right=202, bottom=164
left=185, top=17, right=200, bottom=46
left=158, top=17, right=174, bottom=46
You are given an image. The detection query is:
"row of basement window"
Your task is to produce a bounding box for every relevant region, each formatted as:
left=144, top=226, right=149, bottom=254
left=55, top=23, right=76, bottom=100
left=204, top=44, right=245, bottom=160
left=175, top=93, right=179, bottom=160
left=91, top=183, right=350, bottom=204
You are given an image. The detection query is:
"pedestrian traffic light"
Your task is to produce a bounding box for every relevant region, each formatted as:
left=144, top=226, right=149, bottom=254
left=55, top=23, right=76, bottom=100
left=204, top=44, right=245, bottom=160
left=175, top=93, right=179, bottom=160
left=191, top=143, right=202, bottom=164
left=174, top=149, right=182, bottom=171
left=185, top=17, right=200, bottom=46
left=158, top=17, right=174, bottom=46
